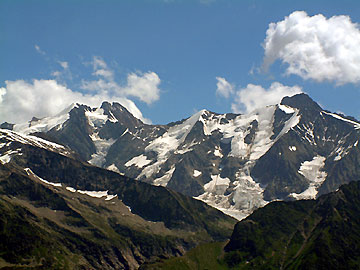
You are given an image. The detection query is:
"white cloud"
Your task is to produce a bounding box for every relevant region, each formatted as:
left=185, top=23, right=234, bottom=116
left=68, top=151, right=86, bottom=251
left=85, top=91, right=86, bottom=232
left=52, top=61, right=72, bottom=81
left=231, top=82, right=302, bottom=113
left=0, top=87, right=6, bottom=103
left=216, top=77, right=234, bottom=98
left=123, top=72, right=161, bottom=104
left=34, top=44, right=46, bottom=55
left=59, top=61, right=69, bottom=70
left=0, top=79, right=150, bottom=124
left=81, top=56, right=161, bottom=104
left=94, top=69, right=113, bottom=79
left=263, top=11, right=360, bottom=85
left=91, top=56, right=114, bottom=80
left=92, top=56, right=107, bottom=69
left=51, top=71, right=61, bottom=77
left=0, top=56, right=160, bottom=124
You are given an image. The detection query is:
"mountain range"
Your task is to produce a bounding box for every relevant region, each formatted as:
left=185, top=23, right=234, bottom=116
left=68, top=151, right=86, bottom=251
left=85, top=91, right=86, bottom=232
left=1, top=93, right=360, bottom=268
left=2, top=93, right=359, bottom=220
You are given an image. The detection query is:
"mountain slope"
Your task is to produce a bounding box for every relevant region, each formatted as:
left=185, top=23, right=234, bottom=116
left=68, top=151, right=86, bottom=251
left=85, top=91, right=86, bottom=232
left=224, top=180, right=360, bottom=269
left=0, top=128, right=236, bottom=269
left=143, top=180, right=360, bottom=269
left=4, top=94, right=360, bottom=220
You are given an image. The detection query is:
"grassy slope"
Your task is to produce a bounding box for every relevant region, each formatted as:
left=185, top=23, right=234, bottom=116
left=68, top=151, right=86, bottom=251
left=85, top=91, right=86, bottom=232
left=224, top=181, right=360, bottom=270
left=146, top=181, right=360, bottom=270
left=0, top=156, right=236, bottom=269
left=140, top=242, right=229, bottom=270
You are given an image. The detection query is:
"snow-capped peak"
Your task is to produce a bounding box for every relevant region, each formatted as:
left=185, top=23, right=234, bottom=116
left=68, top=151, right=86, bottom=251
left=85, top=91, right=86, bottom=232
left=12, top=103, right=77, bottom=135
left=85, top=107, right=109, bottom=128
left=146, top=109, right=205, bottom=159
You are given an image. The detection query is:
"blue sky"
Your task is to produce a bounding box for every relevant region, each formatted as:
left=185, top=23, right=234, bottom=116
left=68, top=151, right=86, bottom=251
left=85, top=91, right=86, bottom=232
left=1, top=0, right=360, bottom=124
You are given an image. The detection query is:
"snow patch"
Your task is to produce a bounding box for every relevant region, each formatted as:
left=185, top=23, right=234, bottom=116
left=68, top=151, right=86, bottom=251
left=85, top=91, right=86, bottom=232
left=125, top=154, right=152, bottom=168
left=193, top=170, right=202, bottom=177
left=196, top=162, right=268, bottom=221
left=25, top=168, right=62, bottom=187
left=274, top=109, right=301, bottom=140
left=13, top=103, right=75, bottom=135
left=278, top=104, right=296, bottom=114
left=289, top=146, right=297, bottom=151
left=120, top=128, right=129, bottom=137
left=203, top=175, right=230, bottom=195
left=105, top=194, right=117, bottom=201
left=66, top=185, right=117, bottom=201
left=85, top=108, right=117, bottom=166
left=199, top=106, right=279, bottom=160
left=139, top=110, right=205, bottom=178
left=85, top=108, right=108, bottom=128
left=290, top=155, right=327, bottom=200
left=107, top=110, right=118, bottom=123
left=146, top=110, right=204, bottom=159
left=153, top=166, right=176, bottom=186
left=24, top=167, right=117, bottom=201
left=77, top=190, right=108, bottom=198
left=298, top=123, right=316, bottom=145
left=77, top=190, right=117, bottom=201
left=332, top=143, right=354, bottom=161
left=334, top=147, right=344, bottom=161
left=322, top=111, right=360, bottom=130
left=174, top=140, right=199, bottom=155
left=0, top=149, right=22, bottom=164
left=0, top=153, right=11, bottom=164
left=107, top=164, right=120, bottom=173
left=214, top=147, right=223, bottom=158
left=88, top=133, right=115, bottom=167
left=125, top=205, right=132, bottom=213
left=0, top=129, right=70, bottom=156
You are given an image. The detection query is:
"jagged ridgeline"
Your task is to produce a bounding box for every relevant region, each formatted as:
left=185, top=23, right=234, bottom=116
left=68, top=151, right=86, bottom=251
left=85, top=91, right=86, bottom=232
left=3, top=93, right=360, bottom=220
left=0, top=129, right=236, bottom=269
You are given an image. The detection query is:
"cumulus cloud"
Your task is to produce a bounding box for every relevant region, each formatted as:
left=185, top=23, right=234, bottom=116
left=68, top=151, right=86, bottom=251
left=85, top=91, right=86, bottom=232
left=123, top=72, right=161, bottom=104
left=0, top=87, right=5, bottom=103
left=216, top=77, right=234, bottom=98
left=263, top=11, right=360, bottom=85
left=81, top=56, right=161, bottom=104
left=0, top=79, right=150, bottom=124
left=231, top=82, right=303, bottom=113
left=215, top=77, right=302, bottom=113
left=0, top=54, right=160, bottom=124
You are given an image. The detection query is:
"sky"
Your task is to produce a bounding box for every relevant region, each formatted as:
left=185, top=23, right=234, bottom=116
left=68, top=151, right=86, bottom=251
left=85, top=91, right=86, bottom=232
left=1, top=0, right=360, bottom=125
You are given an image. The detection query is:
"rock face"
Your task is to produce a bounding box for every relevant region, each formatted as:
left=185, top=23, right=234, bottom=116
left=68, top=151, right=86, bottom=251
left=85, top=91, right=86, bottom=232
left=0, top=128, right=236, bottom=269
left=5, top=94, right=360, bottom=220
left=224, top=180, right=360, bottom=269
